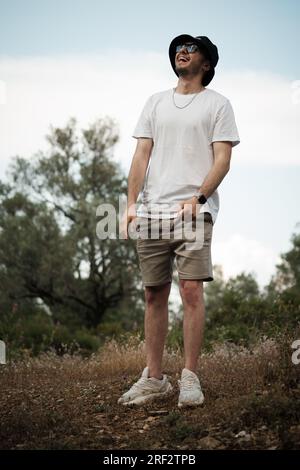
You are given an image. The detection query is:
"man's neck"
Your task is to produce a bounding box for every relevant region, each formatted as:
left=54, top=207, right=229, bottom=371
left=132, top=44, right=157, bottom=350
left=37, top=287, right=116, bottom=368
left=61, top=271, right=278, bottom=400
left=175, top=79, right=205, bottom=95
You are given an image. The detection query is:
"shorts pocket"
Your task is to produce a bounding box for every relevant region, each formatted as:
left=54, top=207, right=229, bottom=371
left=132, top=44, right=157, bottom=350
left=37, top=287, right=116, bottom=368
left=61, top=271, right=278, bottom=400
left=204, top=212, right=213, bottom=225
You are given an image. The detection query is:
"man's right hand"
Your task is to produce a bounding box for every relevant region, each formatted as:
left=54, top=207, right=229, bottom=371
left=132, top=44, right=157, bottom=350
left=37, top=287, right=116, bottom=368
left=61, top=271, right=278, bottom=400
left=120, top=203, right=137, bottom=239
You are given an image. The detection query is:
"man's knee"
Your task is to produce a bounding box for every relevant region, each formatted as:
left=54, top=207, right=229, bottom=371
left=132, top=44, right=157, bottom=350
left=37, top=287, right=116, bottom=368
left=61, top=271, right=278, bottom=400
left=144, top=282, right=171, bottom=306
left=179, top=279, right=203, bottom=306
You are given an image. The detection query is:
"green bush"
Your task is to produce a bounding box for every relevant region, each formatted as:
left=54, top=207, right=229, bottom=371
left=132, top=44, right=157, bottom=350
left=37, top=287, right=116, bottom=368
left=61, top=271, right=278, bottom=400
left=166, top=318, right=184, bottom=352
left=73, top=329, right=101, bottom=354
left=0, top=309, right=102, bottom=358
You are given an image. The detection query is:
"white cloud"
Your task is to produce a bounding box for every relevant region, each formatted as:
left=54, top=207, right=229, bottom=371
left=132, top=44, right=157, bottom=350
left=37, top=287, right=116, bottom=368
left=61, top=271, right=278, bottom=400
left=212, top=70, right=300, bottom=166
left=213, top=233, right=281, bottom=288
left=0, top=51, right=170, bottom=178
left=0, top=51, right=300, bottom=181
left=0, top=79, right=7, bottom=105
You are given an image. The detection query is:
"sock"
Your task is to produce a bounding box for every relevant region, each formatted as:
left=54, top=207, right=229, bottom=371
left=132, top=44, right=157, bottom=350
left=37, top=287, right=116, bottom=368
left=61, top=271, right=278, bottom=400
left=149, top=374, right=163, bottom=380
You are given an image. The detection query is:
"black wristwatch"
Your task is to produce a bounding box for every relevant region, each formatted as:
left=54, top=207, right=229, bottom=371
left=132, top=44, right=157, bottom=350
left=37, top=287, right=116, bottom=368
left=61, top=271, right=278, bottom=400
left=194, top=191, right=207, bottom=204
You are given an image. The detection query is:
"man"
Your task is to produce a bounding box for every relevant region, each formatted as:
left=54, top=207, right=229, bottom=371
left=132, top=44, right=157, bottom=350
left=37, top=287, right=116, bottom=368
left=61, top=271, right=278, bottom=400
left=118, top=34, right=240, bottom=407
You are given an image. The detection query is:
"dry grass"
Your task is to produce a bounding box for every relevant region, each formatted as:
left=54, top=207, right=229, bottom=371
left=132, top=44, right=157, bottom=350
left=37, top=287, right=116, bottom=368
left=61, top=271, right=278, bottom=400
left=0, top=334, right=299, bottom=450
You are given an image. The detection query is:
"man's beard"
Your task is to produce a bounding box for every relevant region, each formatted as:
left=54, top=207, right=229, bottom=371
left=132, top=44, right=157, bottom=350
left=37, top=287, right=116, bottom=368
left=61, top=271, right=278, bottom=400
left=175, top=62, right=202, bottom=78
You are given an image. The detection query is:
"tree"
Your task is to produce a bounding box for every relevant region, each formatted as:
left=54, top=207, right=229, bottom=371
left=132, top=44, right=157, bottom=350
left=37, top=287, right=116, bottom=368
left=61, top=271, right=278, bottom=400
left=267, top=229, right=300, bottom=294
left=0, top=117, right=144, bottom=329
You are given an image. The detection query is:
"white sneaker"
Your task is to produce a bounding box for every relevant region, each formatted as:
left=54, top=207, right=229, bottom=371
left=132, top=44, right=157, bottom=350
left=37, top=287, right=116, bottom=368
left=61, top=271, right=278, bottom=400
left=178, top=368, right=204, bottom=408
left=117, top=366, right=173, bottom=406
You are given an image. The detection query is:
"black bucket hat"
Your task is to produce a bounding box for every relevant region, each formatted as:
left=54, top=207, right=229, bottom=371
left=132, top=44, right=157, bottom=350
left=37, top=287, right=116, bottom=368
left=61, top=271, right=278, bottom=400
left=169, top=34, right=219, bottom=86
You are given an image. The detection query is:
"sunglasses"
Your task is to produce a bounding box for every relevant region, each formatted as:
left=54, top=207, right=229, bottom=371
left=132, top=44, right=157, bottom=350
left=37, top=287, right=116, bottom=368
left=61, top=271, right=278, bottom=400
left=175, top=43, right=200, bottom=54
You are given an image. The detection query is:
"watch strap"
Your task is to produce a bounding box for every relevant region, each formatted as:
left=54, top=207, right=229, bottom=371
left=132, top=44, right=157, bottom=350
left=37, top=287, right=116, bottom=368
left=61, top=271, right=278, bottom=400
left=194, top=191, right=207, bottom=204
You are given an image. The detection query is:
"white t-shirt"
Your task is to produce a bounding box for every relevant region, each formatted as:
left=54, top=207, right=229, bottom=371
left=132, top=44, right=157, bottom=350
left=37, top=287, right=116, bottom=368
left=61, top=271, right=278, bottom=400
left=132, top=87, right=240, bottom=224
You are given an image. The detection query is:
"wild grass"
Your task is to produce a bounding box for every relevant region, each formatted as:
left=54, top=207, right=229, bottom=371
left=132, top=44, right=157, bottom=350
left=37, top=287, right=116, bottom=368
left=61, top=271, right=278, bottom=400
left=0, top=332, right=299, bottom=450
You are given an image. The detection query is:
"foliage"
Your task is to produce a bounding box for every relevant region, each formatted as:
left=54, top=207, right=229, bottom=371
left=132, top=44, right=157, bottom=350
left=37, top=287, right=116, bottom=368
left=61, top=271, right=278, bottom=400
left=0, top=118, right=142, bottom=333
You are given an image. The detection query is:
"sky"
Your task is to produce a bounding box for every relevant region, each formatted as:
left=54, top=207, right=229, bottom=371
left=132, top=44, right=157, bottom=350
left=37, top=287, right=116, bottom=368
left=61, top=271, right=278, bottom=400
left=0, top=0, right=300, bottom=295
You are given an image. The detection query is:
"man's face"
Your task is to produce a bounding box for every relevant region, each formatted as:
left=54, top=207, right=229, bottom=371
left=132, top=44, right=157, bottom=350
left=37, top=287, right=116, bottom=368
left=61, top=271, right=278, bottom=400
left=175, top=42, right=210, bottom=78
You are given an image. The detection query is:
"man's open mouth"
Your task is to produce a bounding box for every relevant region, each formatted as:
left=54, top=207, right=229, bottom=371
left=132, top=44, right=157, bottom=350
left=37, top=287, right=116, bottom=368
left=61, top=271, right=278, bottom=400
left=177, top=55, right=190, bottom=63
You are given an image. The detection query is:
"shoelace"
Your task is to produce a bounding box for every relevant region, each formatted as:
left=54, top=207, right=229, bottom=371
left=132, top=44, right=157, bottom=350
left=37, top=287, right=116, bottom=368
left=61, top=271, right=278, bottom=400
left=178, top=377, right=200, bottom=390
left=130, top=376, right=162, bottom=393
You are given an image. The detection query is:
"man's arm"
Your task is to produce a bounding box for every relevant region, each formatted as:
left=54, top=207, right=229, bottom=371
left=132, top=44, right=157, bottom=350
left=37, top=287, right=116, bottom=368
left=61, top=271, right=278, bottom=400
left=128, top=138, right=153, bottom=207
left=122, top=137, right=153, bottom=238
left=196, top=141, right=232, bottom=198
left=177, top=141, right=232, bottom=218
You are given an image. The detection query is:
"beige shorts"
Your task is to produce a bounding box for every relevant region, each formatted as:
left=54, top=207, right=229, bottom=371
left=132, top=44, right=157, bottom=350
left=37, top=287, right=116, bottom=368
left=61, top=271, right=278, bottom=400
left=134, top=212, right=214, bottom=287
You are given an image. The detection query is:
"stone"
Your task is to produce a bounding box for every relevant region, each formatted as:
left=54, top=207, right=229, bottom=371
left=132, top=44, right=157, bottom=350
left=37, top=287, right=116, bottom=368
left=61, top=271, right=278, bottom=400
left=198, top=436, right=222, bottom=449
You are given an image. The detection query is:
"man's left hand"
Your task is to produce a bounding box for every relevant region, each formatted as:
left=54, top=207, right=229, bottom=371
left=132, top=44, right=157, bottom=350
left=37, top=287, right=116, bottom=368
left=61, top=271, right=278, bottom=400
left=176, top=196, right=199, bottom=219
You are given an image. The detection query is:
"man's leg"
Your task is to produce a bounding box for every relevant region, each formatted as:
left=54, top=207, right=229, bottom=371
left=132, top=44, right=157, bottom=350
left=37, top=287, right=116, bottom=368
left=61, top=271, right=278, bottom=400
left=144, top=282, right=172, bottom=380
left=178, top=279, right=205, bottom=373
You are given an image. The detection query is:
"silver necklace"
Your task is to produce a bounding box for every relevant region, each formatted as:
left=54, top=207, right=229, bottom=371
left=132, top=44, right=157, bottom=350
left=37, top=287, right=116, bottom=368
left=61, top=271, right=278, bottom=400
left=172, top=87, right=205, bottom=109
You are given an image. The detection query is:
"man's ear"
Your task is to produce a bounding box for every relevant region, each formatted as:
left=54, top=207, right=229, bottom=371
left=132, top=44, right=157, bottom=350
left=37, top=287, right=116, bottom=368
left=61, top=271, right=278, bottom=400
left=202, top=59, right=211, bottom=72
